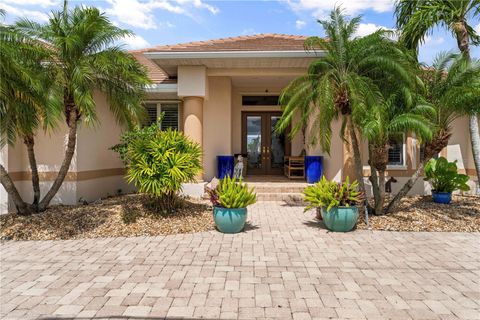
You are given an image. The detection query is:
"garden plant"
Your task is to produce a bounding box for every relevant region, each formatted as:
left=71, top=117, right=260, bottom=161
left=424, top=157, right=470, bottom=204
left=114, top=119, right=202, bottom=212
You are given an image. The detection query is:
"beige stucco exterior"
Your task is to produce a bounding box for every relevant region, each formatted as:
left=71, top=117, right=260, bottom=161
left=1, top=51, right=478, bottom=213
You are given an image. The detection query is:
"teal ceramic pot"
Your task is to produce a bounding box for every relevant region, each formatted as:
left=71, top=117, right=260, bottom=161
left=321, top=206, right=359, bottom=232
left=213, top=206, right=247, bottom=233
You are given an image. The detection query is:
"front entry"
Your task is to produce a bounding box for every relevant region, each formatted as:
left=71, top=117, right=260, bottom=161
left=242, top=112, right=290, bottom=175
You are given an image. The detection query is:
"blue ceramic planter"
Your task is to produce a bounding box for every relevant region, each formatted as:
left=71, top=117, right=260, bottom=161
left=432, top=191, right=452, bottom=204
left=213, top=206, right=247, bottom=233
left=321, top=206, right=358, bottom=232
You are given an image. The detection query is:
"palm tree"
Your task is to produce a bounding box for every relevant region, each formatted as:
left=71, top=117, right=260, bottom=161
left=359, top=91, right=433, bottom=214
left=10, top=1, right=150, bottom=212
left=395, top=0, right=480, bottom=186
left=385, top=52, right=480, bottom=213
left=0, top=10, right=61, bottom=215
left=276, top=7, right=419, bottom=198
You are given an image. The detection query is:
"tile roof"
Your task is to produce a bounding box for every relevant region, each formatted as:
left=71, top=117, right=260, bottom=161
left=130, top=34, right=311, bottom=84
left=131, top=52, right=174, bottom=84
left=133, top=33, right=308, bottom=53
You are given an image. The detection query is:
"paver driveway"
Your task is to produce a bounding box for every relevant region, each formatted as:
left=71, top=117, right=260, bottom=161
left=1, top=202, right=479, bottom=320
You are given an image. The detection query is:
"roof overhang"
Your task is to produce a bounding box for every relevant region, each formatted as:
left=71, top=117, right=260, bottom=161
left=143, top=50, right=324, bottom=59
left=144, top=83, right=177, bottom=93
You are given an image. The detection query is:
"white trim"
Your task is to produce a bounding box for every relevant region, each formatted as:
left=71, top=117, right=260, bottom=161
left=144, top=50, right=324, bottom=60
left=144, top=83, right=177, bottom=93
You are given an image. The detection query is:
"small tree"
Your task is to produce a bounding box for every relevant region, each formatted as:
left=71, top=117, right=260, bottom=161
left=114, top=121, right=202, bottom=212
left=385, top=53, right=480, bottom=213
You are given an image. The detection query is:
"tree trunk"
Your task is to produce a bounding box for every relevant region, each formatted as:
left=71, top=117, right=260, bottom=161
left=0, top=164, right=31, bottom=215
left=455, top=21, right=479, bottom=191
left=385, top=161, right=424, bottom=214
left=38, top=103, right=78, bottom=211
left=369, top=164, right=380, bottom=209
left=375, top=170, right=386, bottom=215
left=469, top=115, right=480, bottom=192
left=24, top=135, right=40, bottom=211
left=347, top=116, right=367, bottom=195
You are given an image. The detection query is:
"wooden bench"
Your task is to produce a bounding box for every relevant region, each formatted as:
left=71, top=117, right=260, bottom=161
left=284, top=156, right=305, bottom=179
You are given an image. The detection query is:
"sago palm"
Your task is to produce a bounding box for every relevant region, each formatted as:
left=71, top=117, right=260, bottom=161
left=276, top=7, right=420, bottom=196
left=386, top=52, right=480, bottom=213
left=395, top=0, right=480, bottom=187
left=14, top=1, right=150, bottom=212
left=359, top=91, right=433, bottom=214
left=0, top=10, right=61, bottom=214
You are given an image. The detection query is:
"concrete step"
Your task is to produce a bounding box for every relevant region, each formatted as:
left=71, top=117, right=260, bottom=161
left=256, top=192, right=305, bottom=204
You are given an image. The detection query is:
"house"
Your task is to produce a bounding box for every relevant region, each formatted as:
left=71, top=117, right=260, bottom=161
left=1, top=34, right=477, bottom=213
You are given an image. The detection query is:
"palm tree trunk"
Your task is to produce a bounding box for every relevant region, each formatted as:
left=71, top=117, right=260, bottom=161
left=347, top=116, right=367, bottom=195
left=38, top=106, right=78, bottom=211
left=469, top=115, right=480, bottom=192
left=369, top=164, right=380, bottom=207
left=376, top=170, right=386, bottom=215
left=0, top=164, right=31, bottom=215
left=23, top=135, right=40, bottom=211
left=455, top=22, right=480, bottom=191
left=385, top=161, right=424, bottom=214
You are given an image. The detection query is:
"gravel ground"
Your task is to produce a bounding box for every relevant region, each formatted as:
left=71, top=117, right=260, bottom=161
left=357, top=195, right=480, bottom=232
left=0, top=194, right=214, bottom=240
left=1, top=194, right=478, bottom=241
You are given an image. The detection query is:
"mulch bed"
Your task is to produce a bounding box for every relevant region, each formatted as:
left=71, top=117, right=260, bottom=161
left=0, top=194, right=214, bottom=241
left=357, top=195, right=480, bottom=232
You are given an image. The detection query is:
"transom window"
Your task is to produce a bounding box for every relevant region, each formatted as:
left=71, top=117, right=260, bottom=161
left=242, top=95, right=279, bottom=106
left=388, top=135, right=405, bottom=166
left=144, top=102, right=179, bottom=130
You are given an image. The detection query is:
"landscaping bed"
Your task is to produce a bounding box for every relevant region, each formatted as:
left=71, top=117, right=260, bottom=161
left=357, top=195, right=480, bottom=232
left=0, top=194, right=214, bottom=240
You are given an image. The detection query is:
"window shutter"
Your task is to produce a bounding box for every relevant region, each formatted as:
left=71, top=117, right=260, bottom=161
left=160, top=104, right=179, bottom=130
left=144, top=103, right=158, bottom=126
left=388, top=139, right=404, bottom=165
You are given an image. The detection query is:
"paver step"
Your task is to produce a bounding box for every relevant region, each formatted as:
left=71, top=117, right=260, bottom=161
left=252, top=186, right=306, bottom=193
left=256, top=192, right=305, bottom=203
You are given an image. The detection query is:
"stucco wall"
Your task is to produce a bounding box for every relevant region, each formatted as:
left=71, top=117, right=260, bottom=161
left=203, top=77, right=232, bottom=180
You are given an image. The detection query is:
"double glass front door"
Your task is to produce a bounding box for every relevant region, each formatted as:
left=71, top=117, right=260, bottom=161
left=242, top=112, right=290, bottom=175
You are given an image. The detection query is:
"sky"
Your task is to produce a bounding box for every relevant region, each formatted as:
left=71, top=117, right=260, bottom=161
left=1, top=0, right=478, bottom=65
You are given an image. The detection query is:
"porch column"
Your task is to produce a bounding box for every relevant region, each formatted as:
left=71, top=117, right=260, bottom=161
left=183, top=96, right=204, bottom=180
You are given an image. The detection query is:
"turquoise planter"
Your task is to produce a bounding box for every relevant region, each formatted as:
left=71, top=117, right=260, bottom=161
left=213, top=206, right=247, bottom=233
left=321, top=206, right=358, bottom=232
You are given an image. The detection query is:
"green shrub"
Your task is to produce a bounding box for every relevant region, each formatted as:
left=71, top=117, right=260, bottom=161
left=303, top=176, right=363, bottom=212
left=424, top=157, right=470, bottom=193
left=113, top=120, right=202, bottom=212
left=213, top=176, right=257, bottom=208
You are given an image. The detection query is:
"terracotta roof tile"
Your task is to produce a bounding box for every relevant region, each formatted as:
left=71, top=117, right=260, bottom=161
left=132, top=33, right=309, bottom=53
left=131, top=52, right=175, bottom=84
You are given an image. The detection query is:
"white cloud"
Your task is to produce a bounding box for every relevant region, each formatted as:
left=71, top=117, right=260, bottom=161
left=296, top=20, right=306, bottom=29
left=0, top=3, right=49, bottom=21
left=287, top=0, right=394, bottom=19
left=354, top=23, right=392, bottom=37
left=241, top=28, right=256, bottom=35
left=120, top=34, right=151, bottom=49
left=104, top=0, right=218, bottom=29
left=1, top=0, right=59, bottom=7
left=424, top=36, right=445, bottom=45
left=475, top=23, right=480, bottom=34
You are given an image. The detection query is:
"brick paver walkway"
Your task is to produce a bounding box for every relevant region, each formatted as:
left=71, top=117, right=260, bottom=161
left=1, top=202, right=479, bottom=319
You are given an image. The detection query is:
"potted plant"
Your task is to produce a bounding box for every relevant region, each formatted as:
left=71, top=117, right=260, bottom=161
left=206, top=176, right=256, bottom=233
left=303, top=176, right=363, bottom=232
left=424, top=157, right=470, bottom=204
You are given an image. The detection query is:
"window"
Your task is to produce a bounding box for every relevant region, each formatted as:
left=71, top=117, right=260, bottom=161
left=388, top=136, right=405, bottom=166
left=242, top=95, right=279, bottom=106
left=143, top=102, right=179, bottom=130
